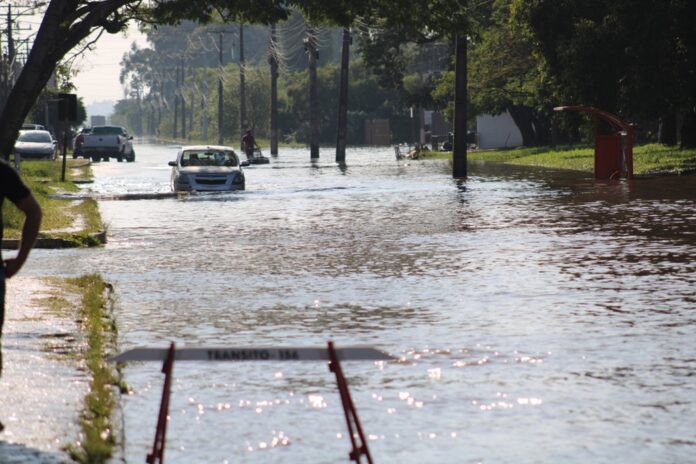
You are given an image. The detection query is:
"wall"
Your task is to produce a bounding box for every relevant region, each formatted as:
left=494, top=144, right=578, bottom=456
left=476, top=111, right=523, bottom=149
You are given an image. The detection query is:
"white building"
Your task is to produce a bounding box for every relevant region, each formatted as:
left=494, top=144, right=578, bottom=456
left=475, top=111, right=523, bottom=149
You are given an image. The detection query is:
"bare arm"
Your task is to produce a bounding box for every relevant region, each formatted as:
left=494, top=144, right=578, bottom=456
left=4, top=193, right=42, bottom=279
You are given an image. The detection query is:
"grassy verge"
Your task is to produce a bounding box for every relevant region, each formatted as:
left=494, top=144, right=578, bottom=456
left=66, top=274, right=121, bottom=464
left=2, top=159, right=104, bottom=245
left=39, top=275, right=121, bottom=463
left=421, top=143, right=696, bottom=176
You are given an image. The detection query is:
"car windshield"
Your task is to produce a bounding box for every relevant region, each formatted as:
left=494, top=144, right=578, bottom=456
left=92, top=126, right=124, bottom=135
left=180, top=150, right=238, bottom=167
left=18, top=131, right=52, bottom=143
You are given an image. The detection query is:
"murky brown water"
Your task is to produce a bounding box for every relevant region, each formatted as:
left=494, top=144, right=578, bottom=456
left=27, top=143, right=696, bottom=463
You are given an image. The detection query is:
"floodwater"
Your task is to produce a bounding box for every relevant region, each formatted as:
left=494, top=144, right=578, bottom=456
left=26, top=142, right=695, bottom=463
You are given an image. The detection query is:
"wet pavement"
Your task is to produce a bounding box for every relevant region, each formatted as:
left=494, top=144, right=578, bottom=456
left=0, top=277, right=88, bottom=463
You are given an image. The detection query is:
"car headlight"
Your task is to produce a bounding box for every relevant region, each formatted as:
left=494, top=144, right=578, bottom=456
left=177, top=173, right=190, bottom=184
left=232, top=172, right=244, bottom=184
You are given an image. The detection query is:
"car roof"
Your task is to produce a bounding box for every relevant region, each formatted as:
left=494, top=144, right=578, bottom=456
left=19, top=129, right=52, bottom=136
left=180, top=145, right=237, bottom=152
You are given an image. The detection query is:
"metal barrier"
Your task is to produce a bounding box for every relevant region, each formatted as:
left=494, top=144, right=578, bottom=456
left=111, top=342, right=394, bottom=463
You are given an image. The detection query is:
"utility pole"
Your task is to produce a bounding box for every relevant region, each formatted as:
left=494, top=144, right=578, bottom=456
left=201, top=80, right=209, bottom=141
left=135, top=86, right=142, bottom=136
left=336, top=28, right=350, bottom=164
left=269, top=24, right=278, bottom=156
left=239, top=23, right=246, bottom=148
left=1, top=3, right=33, bottom=108
left=6, top=5, right=15, bottom=67
left=180, top=59, right=186, bottom=140
left=304, top=28, right=319, bottom=159
left=217, top=32, right=224, bottom=144
left=452, top=33, right=467, bottom=178
left=188, top=88, right=194, bottom=141
left=173, top=64, right=179, bottom=140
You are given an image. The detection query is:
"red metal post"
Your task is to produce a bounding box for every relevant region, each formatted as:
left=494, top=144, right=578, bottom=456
left=327, top=341, right=374, bottom=464
left=147, top=342, right=176, bottom=464
left=554, top=106, right=634, bottom=179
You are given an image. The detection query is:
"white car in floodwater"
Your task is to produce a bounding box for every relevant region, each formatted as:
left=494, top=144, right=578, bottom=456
left=169, top=145, right=249, bottom=192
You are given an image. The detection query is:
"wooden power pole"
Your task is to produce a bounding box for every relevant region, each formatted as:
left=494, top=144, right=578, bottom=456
left=217, top=32, right=224, bottom=144
left=269, top=24, right=279, bottom=156
left=452, top=33, right=467, bottom=178
left=305, top=29, right=319, bottom=159
left=239, top=23, right=247, bottom=148
left=173, top=64, right=179, bottom=140
left=180, top=60, right=186, bottom=140
left=336, top=28, right=350, bottom=164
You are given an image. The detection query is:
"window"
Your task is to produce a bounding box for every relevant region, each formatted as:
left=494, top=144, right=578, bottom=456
left=181, top=150, right=238, bottom=167
left=18, top=131, right=52, bottom=143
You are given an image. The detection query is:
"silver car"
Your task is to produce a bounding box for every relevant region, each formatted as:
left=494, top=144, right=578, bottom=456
left=14, top=130, right=57, bottom=160
left=169, top=145, right=249, bottom=192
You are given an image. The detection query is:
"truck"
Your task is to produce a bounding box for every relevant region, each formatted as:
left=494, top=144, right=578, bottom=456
left=73, top=125, right=135, bottom=162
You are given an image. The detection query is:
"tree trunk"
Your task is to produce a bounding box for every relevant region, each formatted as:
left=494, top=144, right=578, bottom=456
left=658, top=112, right=677, bottom=145
left=508, top=105, right=538, bottom=147
left=0, top=0, right=129, bottom=159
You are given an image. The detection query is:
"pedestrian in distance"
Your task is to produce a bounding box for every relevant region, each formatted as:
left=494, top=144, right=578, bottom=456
left=241, top=129, right=257, bottom=160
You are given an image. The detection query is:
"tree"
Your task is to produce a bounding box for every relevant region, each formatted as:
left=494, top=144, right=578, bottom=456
left=0, top=0, right=138, bottom=158
left=2, top=0, right=484, bottom=160
left=0, top=0, right=374, bottom=159
left=515, top=0, right=696, bottom=146
left=451, top=0, right=552, bottom=146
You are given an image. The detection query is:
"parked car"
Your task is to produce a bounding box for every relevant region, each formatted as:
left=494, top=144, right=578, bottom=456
left=168, top=145, right=249, bottom=192
left=73, top=125, right=134, bottom=162
left=14, top=130, right=57, bottom=160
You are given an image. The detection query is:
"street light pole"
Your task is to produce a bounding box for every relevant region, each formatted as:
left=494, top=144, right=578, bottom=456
left=218, top=32, right=224, bottom=145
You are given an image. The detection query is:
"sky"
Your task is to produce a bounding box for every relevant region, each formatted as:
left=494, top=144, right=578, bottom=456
left=73, top=25, right=148, bottom=106
left=19, top=8, right=147, bottom=109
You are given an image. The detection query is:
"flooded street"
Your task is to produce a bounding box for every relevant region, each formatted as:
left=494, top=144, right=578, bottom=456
left=24, top=142, right=695, bottom=463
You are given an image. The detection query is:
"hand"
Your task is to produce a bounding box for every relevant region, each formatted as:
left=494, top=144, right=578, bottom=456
left=3, top=258, right=23, bottom=279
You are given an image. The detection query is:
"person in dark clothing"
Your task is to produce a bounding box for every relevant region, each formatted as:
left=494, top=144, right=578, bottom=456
left=1, top=159, right=42, bottom=338
left=241, top=129, right=256, bottom=160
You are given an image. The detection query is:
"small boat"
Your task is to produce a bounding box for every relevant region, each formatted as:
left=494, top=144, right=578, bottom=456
left=247, top=147, right=270, bottom=165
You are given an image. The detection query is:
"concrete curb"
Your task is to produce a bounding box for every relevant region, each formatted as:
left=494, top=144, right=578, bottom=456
left=1, top=231, right=106, bottom=250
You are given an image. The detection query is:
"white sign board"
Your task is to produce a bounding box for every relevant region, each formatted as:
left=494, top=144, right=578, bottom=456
left=111, top=346, right=394, bottom=363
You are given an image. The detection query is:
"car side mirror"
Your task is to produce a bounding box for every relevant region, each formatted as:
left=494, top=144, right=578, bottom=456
left=240, top=160, right=250, bottom=167
left=129, top=136, right=134, bottom=140
left=168, top=161, right=177, bottom=167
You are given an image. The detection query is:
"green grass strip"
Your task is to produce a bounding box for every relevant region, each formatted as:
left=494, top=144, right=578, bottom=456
left=421, top=143, right=696, bottom=175
left=2, top=159, right=103, bottom=242
left=65, top=274, right=119, bottom=464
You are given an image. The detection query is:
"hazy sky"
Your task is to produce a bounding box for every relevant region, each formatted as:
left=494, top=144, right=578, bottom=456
left=20, top=10, right=147, bottom=106
left=73, top=25, right=147, bottom=105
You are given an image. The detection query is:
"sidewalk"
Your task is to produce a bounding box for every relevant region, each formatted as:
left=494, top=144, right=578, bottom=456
left=0, top=276, right=88, bottom=463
